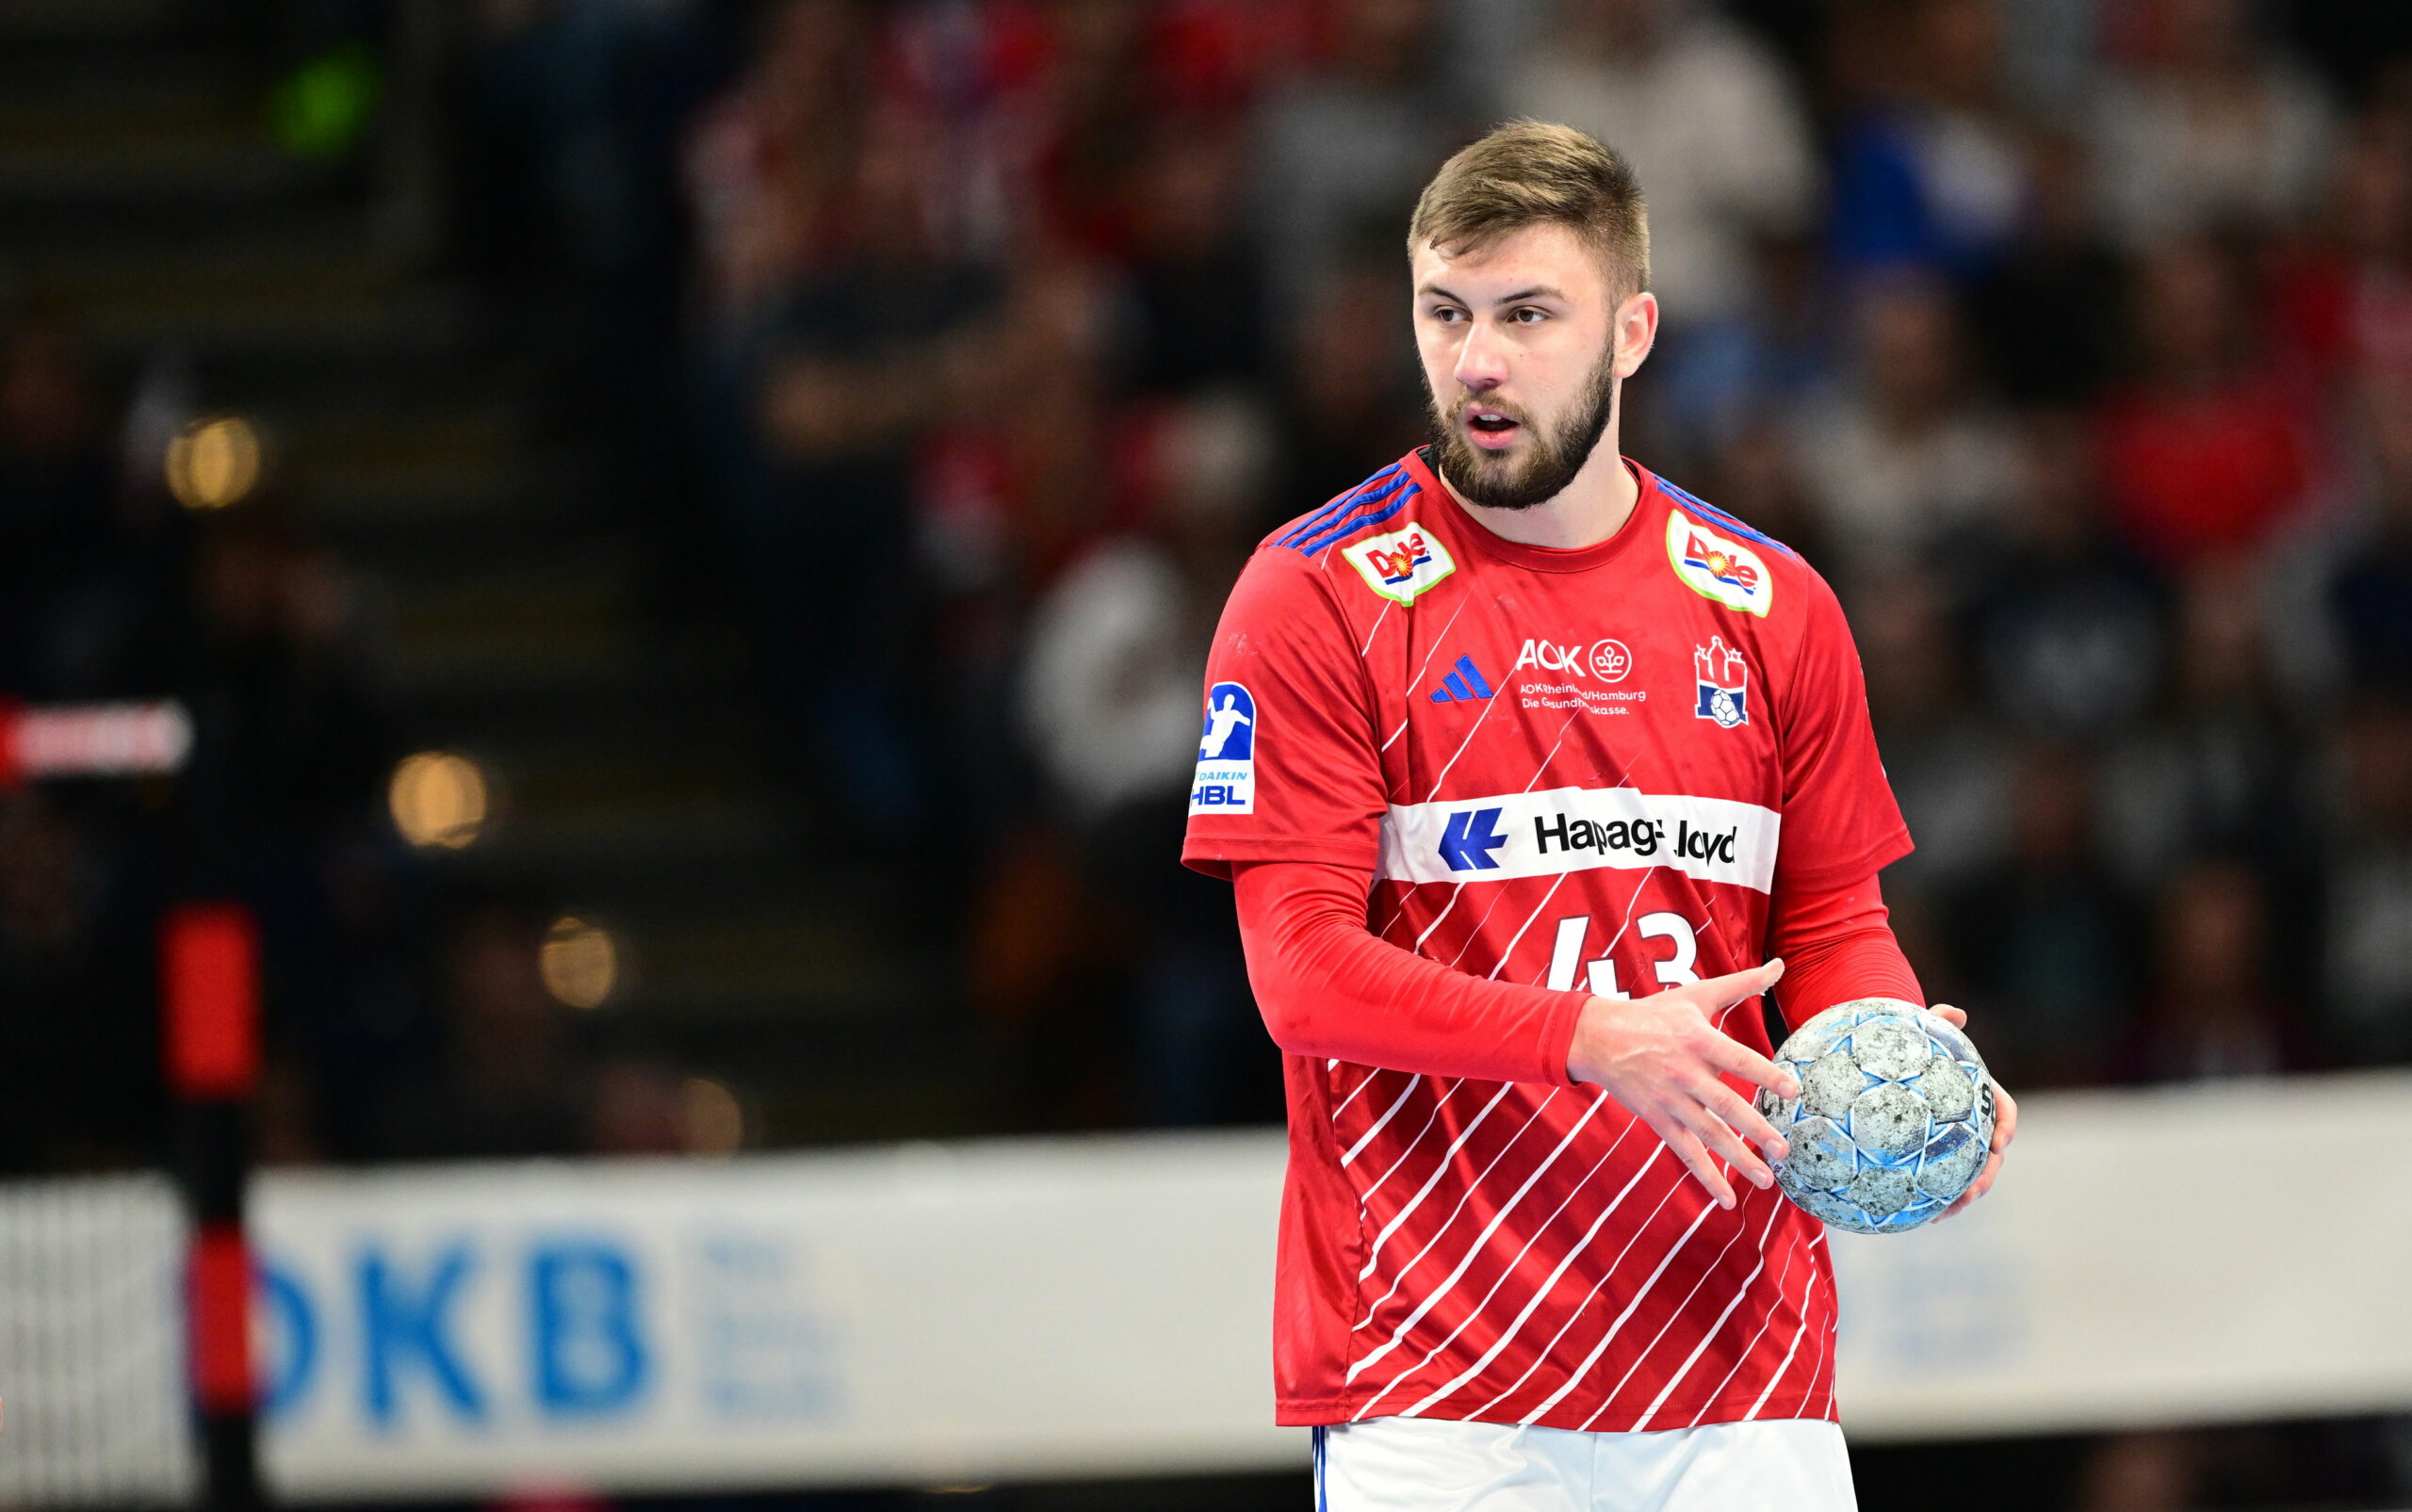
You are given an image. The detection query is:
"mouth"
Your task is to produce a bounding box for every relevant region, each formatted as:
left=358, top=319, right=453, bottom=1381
left=1462, top=405, right=1524, bottom=452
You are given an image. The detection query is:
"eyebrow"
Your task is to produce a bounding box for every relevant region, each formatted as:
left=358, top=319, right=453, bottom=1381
left=1417, top=283, right=1569, bottom=307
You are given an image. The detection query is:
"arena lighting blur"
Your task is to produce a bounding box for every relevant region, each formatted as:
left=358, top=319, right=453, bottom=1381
left=539, top=915, right=620, bottom=1009
left=679, top=1076, right=744, bottom=1154
left=163, top=415, right=263, bottom=511
left=386, top=750, right=488, bottom=849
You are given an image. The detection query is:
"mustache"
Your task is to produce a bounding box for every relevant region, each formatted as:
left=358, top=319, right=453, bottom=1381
left=1453, top=396, right=1529, bottom=424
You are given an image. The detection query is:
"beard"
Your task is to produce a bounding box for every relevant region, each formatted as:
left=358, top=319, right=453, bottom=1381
left=1425, top=344, right=1622, bottom=511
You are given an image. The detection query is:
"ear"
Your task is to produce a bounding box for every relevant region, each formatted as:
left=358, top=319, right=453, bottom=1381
left=1614, top=291, right=1660, bottom=379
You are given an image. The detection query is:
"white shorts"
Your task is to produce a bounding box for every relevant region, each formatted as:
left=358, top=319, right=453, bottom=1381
left=1312, top=1415, right=1856, bottom=1512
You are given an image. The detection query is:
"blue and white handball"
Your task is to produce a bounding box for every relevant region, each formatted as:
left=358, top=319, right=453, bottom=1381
left=1754, top=999, right=1996, bottom=1235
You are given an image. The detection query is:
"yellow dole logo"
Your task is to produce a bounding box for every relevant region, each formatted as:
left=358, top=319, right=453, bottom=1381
left=1345, top=521, right=1457, bottom=606
left=1665, top=510, right=1771, bottom=617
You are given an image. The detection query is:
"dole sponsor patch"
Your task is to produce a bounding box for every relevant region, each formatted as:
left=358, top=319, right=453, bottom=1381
left=1343, top=521, right=1457, bottom=606
left=1665, top=511, right=1771, bottom=617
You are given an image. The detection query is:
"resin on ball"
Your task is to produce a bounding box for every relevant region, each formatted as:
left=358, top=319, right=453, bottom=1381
left=1755, top=999, right=1996, bottom=1234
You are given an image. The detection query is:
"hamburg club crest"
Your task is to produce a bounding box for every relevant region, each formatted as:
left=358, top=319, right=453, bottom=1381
left=1694, top=637, right=1749, bottom=727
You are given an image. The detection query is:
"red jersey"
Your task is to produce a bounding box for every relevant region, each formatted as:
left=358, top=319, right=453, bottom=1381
left=1183, top=448, right=1911, bottom=1432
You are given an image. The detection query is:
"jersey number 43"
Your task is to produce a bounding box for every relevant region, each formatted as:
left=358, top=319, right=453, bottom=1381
left=1543, top=912, right=1702, bottom=998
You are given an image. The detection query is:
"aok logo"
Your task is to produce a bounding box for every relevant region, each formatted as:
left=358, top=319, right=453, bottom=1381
left=1512, top=638, right=1635, bottom=682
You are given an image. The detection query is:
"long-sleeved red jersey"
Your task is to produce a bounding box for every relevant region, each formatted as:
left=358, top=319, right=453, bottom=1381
left=1184, top=448, right=1915, bottom=1432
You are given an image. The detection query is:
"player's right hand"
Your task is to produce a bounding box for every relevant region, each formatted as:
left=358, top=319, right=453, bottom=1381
left=1564, top=959, right=1799, bottom=1211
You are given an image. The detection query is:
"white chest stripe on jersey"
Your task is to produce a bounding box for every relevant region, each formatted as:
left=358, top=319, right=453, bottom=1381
left=1375, top=787, right=1782, bottom=893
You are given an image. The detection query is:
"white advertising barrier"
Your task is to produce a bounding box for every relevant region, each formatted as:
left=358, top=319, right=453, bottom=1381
left=6, top=1072, right=2412, bottom=1503
left=251, top=1137, right=1299, bottom=1499
left=1829, top=1069, right=2412, bottom=1439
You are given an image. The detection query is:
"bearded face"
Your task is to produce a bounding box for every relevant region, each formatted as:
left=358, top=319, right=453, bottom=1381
left=1423, top=335, right=1622, bottom=512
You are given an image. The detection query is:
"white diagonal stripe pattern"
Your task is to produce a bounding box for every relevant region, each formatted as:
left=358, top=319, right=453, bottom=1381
left=1346, top=1093, right=1609, bottom=1385
left=1467, top=1170, right=1694, bottom=1418
left=1382, top=1131, right=1661, bottom=1419
left=1685, top=1222, right=1811, bottom=1428
left=1585, top=1197, right=1782, bottom=1431
left=1361, top=1079, right=1472, bottom=1203
left=1342, top=1076, right=1425, bottom=1166
left=1746, top=1247, right=1820, bottom=1419
left=1352, top=1081, right=1524, bottom=1285
left=1519, top=1195, right=1720, bottom=1423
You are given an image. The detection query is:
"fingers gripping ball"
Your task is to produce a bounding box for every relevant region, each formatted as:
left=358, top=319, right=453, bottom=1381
left=1754, top=999, right=1996, bottom=1234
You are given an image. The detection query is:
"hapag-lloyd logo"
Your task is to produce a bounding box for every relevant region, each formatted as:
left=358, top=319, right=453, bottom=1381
left=1513, top=637, right=1633, bottom=681
left=1376, top=786, right=1782, bottom=892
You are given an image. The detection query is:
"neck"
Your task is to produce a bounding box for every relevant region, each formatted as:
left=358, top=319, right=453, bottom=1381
left=1437, top=431, right=1639, bottom=551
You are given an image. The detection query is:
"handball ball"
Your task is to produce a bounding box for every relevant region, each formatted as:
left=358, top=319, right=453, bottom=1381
left=1754, top=999, right=1996, bottom=1235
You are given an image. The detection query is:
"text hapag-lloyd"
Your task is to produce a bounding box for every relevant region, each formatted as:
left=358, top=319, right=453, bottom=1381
left=1533, top=811, right=1739, bottom=866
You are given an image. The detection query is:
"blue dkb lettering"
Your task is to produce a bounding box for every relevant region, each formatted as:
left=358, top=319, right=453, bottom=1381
left=530, top=1241, right=650, bottom=1417
left=360, top=1244, right=486, bottom=1426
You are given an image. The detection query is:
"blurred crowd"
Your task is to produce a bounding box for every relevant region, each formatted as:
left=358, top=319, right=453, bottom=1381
left=8, top=0, right=2412, bottom=1178
left=471, top=0, right=2408, bottom=1121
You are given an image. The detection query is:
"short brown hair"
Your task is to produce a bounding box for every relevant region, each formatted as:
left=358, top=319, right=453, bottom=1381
left=1408, top=121, right=1650, bottom=299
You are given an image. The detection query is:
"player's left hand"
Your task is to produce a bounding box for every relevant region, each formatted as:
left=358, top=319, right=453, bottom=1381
left=1926, top=1003, right=2014, bottom=1220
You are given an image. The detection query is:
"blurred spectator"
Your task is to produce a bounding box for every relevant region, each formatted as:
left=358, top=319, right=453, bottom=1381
left=0, top=319, right=144, bottom=698
left=684, top=0, right=875, bottom=329
left=2124, top=855, right=2298, bottom=1081
left=1115, top=120, right=1269, bottom=397
left=1509, top=0, right=1817, bottom=466
left=2099, top=237, right=2315, bottom=570
left=297, top=833, right=443, bottom=1162
left=1827, top=0, right=2028, bottom=282
left=1508, top=0, right=1817, bottom=328
left=456, top=0, right=727, bottom=610
left=1019, top=398, right=1261, bottom=824
left=1946, top=744, right=2142, bottom=1088
left=0, top=794, right=156, bottom=1172
left=175, top=500, right=393, bottom=851
left=724, top=106, right=1002, bottom=832
left=2093, top=0, right=2335, bottom=251
left=2267, top=98, right=2412, bottom=391
left=1792, top=269, right=2016, bottom=586
left=1967, top=409, right=2164, bottom=743
left=2073, top=1429, right=2204, bottom=1511
left=378, top=902, right=595, bottom=1159
left=2098, top=560, right=2304, bottom=886
left=1252, top=0, right=1465, bottom=325
left=2324, top=374, right=2412, bottom=695
left=1965, top=130, right=2130, bottom=408
left=1277, top=255, right=1428, bottom=512
left=1649, top=233, right=1836, bottom=463
left=2318, top=700, right=2412, bottom=1066
left=1858, top=565, right=2011, bottom=901
left=1701, top=415, right=1825, bottom=564
left=1018, top=394, right=1274, bottom=1124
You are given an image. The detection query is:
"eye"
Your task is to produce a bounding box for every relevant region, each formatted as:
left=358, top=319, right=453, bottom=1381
left=1426, top=304, right=1466, bottom=324
left=1511, top=306, right=1548, bottom=325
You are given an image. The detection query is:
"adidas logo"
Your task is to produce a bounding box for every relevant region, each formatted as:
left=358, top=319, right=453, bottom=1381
left=1428, top=655, right=1496, bottom=704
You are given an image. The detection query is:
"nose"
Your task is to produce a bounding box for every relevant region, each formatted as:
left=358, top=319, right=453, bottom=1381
left=1452, top=316, right=1509, bottom=394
